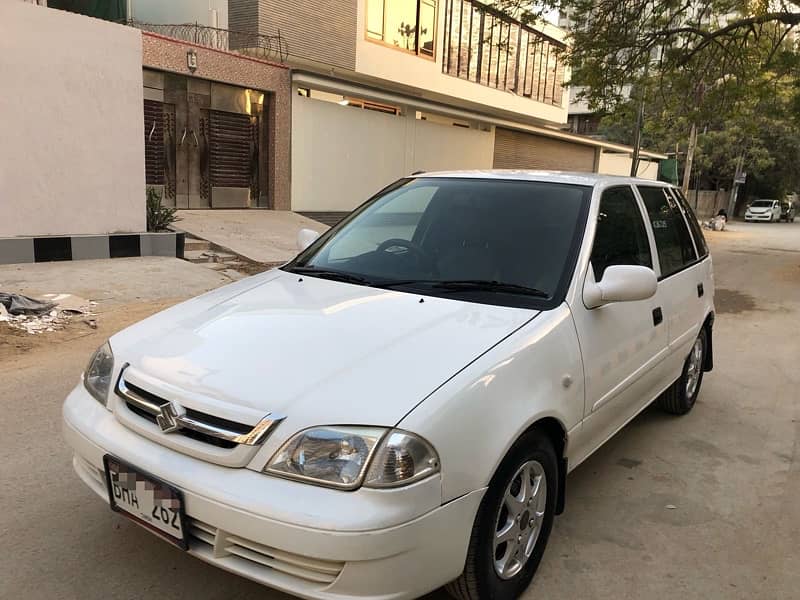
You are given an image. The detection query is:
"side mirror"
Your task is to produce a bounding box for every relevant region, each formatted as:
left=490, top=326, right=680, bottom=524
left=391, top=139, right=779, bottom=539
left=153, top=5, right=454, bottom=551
left=296, top=228, right=320, bottom=252
left=584, top=265, right=657, bottom=309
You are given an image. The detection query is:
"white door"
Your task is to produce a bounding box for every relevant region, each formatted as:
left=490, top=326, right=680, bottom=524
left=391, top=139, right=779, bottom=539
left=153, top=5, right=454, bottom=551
left=636, top=186, right=702, bottom=367
left=569, top=185, right=669, bottom=466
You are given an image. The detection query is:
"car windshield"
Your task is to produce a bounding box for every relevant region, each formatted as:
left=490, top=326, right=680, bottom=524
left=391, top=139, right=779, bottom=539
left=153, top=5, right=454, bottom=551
left=751, top=200, right=775, bottom=207
left=285, top=177, right=591, bottom=308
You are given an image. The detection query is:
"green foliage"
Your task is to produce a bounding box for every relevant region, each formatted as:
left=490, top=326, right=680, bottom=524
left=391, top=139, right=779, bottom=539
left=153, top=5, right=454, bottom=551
left=146, top=187, right=179, bottom=232
left=492, top=0, right=800, bottom=194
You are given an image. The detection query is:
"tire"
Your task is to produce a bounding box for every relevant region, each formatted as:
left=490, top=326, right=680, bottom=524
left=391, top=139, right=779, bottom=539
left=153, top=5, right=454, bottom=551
left=446, top=431, right=558, bottom=600
left=657, top=328, right=707, bottom=415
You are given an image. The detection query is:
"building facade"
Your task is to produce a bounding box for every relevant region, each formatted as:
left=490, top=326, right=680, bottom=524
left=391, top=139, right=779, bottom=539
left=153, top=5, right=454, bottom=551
left=221, top=0, right=662, bottom=212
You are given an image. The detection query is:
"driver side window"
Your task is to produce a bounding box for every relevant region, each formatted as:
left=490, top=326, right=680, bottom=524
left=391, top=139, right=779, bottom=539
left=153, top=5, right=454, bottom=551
left=591, top=186, right=653, bottom=281
left=326, top=186, right=436, bottom=261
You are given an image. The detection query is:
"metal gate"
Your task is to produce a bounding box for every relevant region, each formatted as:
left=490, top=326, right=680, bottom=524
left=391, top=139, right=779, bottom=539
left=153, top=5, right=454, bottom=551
left=204, top=110, right=258, bottom=207
left=143, top=71, right=268, bottom=209
left=143, top=99, right=176, bottom=201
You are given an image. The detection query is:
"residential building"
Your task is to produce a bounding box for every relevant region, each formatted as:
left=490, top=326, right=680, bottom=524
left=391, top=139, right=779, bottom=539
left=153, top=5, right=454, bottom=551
left=9, top=0, right=664, bottom=235
left=224, top=0, right=662, bottom=213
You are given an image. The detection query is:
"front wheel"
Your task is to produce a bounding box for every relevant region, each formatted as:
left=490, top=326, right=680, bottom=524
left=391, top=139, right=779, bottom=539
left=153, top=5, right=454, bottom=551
left=446, top=431, right=558, bottom=600
left=657, top=328, right=707, bottom=415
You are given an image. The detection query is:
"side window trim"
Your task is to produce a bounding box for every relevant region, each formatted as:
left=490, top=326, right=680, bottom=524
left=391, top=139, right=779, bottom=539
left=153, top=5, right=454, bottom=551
left=629, top=184, right=663, bottom=278
left=637, top=185, right=700, bottom=281
left=666, top=188, right=700, bottom=259
left=669, top=188, right=709, bottom=259
left=590, top=184, right=656, bottom=280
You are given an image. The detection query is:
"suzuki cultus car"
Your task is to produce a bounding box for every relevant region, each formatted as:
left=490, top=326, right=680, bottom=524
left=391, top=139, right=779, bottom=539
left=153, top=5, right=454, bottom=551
left=64, top=172, right=714, bottom=600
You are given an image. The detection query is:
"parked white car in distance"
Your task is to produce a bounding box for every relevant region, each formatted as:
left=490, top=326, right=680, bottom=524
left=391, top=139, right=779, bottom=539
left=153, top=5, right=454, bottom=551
left=745, top=199, right=782, bottom=222
left=63, top=172, right=714, bottom=600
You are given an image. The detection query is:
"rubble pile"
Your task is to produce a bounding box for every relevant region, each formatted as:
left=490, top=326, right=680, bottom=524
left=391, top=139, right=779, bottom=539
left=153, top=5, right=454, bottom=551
left=0, top=293, right=96, bottom=334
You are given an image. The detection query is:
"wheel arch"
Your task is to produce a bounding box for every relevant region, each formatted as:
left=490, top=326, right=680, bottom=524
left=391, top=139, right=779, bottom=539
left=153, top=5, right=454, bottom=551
left=491, top=416, right=568, bottom=516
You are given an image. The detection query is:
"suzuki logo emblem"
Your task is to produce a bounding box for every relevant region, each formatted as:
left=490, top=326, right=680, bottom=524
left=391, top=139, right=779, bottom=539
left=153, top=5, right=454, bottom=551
left=156, top=401, right=185, bottom=433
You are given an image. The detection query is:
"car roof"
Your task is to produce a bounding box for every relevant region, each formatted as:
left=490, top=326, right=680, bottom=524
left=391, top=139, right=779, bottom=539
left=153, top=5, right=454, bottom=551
left=411, top=169, right=675, bottom=188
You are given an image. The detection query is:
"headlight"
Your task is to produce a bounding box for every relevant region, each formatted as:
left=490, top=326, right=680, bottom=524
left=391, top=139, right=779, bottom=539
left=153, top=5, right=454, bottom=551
left=265, top=426, right=386, bottom=489
left=265, top=427, right=440, bottom=490
left=83, top=341, right=114, bottom=406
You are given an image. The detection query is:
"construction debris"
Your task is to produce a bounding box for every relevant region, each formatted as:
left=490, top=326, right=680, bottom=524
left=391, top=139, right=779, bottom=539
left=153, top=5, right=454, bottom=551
left=0, top=292, right=56, bottom=316
left=0, top=293, right=96, bottom=335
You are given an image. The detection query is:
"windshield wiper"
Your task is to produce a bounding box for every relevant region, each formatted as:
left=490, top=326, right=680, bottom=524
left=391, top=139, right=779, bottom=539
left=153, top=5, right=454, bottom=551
left=429, top=280, right=550, bottom=298
left=284, top=266, right=374, bottom=286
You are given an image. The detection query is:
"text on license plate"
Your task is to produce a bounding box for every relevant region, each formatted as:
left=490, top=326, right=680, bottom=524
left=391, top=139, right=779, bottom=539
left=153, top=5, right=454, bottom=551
left=104, top=455, right=186, bottom=548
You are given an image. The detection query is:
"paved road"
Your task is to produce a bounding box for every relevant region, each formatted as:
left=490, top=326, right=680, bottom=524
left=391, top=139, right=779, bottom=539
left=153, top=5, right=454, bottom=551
left=1, top=222, right=798, bottom=600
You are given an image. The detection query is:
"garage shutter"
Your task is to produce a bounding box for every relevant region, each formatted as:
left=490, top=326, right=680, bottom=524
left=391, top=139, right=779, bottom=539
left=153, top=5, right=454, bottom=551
left=493, top=127, right=596, bottom=172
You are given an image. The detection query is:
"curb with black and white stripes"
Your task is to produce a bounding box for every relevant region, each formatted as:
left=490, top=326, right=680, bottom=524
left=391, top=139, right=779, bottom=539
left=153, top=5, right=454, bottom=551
left=0, top=232, right=185, bottom=265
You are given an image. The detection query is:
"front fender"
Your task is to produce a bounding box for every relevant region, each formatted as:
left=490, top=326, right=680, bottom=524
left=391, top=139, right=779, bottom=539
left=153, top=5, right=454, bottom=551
left=399, top=304, right=585, bottom=502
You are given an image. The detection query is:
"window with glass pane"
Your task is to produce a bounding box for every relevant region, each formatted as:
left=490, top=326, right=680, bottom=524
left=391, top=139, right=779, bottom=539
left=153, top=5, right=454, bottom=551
left=591, top=187, right=652, bottom=281
left=638, top=186, right=698, bottom=277
left=367, top=0, right=437, bottom=58
left=670, top=188, right=709, bottom=258
left=442, top=0, right=565, bottom=105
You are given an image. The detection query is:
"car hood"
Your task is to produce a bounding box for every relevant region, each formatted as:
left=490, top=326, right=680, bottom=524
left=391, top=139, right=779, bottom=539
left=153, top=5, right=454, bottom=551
left=748, top=206, right=771, bottom=212
left=111, top=270, right=537, bottom=428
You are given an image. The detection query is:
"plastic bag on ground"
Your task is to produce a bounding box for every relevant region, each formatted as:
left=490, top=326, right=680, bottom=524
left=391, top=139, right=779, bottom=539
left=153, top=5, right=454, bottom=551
left=0, top=292, right=57, bottom=316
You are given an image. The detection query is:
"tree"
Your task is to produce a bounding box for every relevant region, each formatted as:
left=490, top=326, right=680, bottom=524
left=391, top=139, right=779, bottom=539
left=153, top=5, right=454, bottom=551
left=493, top=1, right=800, bottom=193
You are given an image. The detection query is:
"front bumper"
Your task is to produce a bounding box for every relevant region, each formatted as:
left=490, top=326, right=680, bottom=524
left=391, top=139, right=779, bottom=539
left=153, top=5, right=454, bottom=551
left=745, top=212, right=773, bottom=221
left=63, top=385, right=483, bottom=600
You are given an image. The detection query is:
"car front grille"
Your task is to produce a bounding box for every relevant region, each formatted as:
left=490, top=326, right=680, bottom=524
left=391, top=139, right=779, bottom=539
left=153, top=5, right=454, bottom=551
left=187, top=518, right=344, bottom=585
left=115, top=367, right=284, bottom=451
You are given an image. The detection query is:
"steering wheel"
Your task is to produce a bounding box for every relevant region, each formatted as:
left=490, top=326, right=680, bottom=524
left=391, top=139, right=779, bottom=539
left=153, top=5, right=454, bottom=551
left=376, top=238, right=438, bottom=275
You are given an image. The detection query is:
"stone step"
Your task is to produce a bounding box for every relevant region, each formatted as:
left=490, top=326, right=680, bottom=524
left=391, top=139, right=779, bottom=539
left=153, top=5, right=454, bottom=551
left=184, top=239, right=211, bottom=252
left=184, top=250, right=238, bottom=264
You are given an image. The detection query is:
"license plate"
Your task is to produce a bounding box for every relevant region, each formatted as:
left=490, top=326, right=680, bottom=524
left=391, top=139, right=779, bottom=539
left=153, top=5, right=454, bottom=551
left=103, top=455, right=187, bottom=549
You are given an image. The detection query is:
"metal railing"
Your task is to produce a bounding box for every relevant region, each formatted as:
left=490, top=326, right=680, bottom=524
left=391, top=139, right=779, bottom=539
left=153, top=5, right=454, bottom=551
left=442, top=0, right=566, bottom=106
left=126, top=20, right=288, bottom=63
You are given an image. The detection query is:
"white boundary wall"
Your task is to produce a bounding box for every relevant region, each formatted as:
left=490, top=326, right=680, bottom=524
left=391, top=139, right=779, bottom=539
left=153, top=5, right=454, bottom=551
left=0, top=2, right=145, bottom=237
left=598, top=152, right=659, bottom=180
left=292, top=95, right=495, bottom=211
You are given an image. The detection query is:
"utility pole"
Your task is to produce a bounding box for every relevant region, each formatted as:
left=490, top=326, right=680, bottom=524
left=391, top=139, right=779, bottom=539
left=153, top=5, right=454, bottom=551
left=630, top=96, right=645, bottom=177
left=727, top=152, right=745, bottom=218
left=681, top=122, right=697, bottom=195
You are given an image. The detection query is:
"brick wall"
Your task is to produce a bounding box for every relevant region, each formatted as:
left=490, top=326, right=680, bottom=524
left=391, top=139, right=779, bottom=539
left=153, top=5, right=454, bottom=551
left=229, top=0, right=357, bottom=70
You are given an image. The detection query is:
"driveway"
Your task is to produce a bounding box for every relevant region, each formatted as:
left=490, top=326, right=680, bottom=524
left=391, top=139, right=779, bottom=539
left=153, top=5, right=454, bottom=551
left=0, top=223, right=797, bottom=600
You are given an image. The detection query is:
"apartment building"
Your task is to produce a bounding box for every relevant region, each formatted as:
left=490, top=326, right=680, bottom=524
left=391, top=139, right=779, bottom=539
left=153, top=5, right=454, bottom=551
left=221, top=0, right=662, bottom=212
left=26, top=0, right=663, bottom=220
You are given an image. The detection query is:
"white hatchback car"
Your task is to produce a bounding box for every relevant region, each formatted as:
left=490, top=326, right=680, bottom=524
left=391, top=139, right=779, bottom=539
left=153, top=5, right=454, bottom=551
left=63, top=172, right=715, bottom=600
left=745, top=199, right=782, bottom=222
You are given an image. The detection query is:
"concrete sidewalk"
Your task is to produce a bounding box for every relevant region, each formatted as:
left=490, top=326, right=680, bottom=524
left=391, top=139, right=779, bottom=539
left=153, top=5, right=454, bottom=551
left=176, top=210, right=328, bottom=264
left=0, top=257, right=228, bottom=307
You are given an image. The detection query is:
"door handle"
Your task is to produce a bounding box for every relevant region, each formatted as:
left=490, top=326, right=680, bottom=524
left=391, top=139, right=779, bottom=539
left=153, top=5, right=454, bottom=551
left=697, top=283, right=704, bottom=298
left=652, top=307, right=663, bottom=326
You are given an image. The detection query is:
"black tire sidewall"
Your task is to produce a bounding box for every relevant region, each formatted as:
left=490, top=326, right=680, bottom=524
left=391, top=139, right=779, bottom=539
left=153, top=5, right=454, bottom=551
left=680, top=328, right=707, bottom=410
left=472, top=432, right=558, bottom=600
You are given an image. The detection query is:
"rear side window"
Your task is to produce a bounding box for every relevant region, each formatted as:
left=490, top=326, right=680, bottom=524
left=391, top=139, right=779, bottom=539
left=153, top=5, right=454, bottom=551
left=591, top=186, right=652, bottom=280
left=670, top=189, right=708, bottom=258
left=638, top=186, right=697, bottom=278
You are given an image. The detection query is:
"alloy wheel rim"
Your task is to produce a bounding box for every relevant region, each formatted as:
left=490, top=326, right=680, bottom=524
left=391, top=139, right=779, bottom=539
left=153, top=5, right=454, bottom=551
left=492, top=460, right=547, bottom=580
left=685, top=336, right=704, bottom=398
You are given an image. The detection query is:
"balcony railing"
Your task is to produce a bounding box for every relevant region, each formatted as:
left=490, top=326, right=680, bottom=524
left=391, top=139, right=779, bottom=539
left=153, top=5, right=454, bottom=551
left=442, top=0, right=566, bottom=107
left=126, top=21, right=288, bottom=63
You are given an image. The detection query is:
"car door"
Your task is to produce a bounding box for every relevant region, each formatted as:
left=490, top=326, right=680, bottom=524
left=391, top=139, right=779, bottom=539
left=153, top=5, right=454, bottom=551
left=637, top=185, right=703, bottom=371
left=569, top=185, right=670, bottom=466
